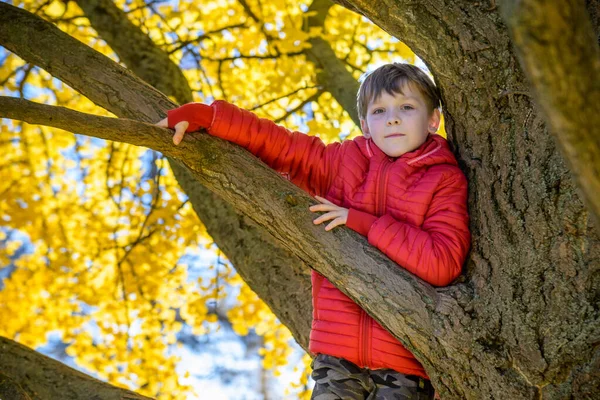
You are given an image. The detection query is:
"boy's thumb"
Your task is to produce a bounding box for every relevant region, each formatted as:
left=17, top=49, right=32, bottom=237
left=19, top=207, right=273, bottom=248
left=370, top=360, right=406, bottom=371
left=173, top=121, right=189, bottom=145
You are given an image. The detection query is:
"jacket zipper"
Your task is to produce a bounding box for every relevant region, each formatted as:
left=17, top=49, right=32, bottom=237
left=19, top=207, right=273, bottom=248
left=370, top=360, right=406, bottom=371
left=360, top=310, right=369, bottom=367
left=376, top=158, right=392, bottom=215
left=360, top=158, right=392, bottom=367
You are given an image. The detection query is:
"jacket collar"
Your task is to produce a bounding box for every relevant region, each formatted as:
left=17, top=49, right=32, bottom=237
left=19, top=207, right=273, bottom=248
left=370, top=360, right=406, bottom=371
left=360, top=134, right=457, bottom=168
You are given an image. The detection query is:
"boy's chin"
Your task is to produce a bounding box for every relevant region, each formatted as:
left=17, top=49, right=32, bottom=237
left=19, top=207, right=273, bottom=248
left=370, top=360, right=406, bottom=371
left=384, top=150, right=408, bottom=158
left=384, top=146, right=415, bottom=158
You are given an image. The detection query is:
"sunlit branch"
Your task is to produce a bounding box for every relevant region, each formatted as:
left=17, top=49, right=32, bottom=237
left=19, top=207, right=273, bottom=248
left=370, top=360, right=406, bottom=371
left=0, top=63, right=29, bottom=87
left=1, top=336, right=156, bottom=400
left=250, top=85, right=321, bottom=111
left=136, top=158, right=164, bottom=243
left=0, top=96, right=180, bottom=155
left=343, top=58, right=365, bottom=75
left=125, top=258, right=150, bottom=302
left=202, top=51, right=305, bottom=62
left=237, top=0, right=261, bottom=22
left=212, top=250, right=222, bottom=313
left=118, top=146, right=132, bottom=205
left=167, top=23, right=248, bottom=55
left=106, top=143, right=119, bottom=209
left=17, top=63, right=33, bottom=94
left=273, top=91, right=322, bottom=123
left=124, top=0, right=166, bottom=15
left=217, top=60, right=227, bottom=100
left=116, top=156, right=168, bottom=297
left=141, top=4, right=175, bottom=48
left=0, top=95, right=440, bottom=354
left=110, top=142, right=135, bottom=333
left=116, top=260, right=133, bottom=342
left=0, top=160, right=27, bottom=171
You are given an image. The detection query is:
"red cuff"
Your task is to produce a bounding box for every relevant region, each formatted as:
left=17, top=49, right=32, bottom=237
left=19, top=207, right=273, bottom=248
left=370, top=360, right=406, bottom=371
left=167, top=103, right=214, bottom=132
left=346, top=208, right=378, bottom=237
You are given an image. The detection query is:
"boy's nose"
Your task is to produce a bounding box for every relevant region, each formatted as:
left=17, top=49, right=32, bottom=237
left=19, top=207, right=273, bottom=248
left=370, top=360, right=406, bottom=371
left=387, top=118, right=401, bottom=125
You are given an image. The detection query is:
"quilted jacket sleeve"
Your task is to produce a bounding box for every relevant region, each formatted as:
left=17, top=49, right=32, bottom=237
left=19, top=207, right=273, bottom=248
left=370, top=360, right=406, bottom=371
left=205, top=100, right=343, bottom=196
left=348, top=168, right=470, bottom=287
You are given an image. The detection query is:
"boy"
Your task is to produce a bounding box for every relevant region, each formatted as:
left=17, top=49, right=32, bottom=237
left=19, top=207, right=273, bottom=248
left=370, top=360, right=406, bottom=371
left=155, top=63, right=470, bottom=399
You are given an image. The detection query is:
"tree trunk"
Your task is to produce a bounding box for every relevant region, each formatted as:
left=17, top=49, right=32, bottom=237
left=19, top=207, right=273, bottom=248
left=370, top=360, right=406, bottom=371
left=328, top=0, right=600, bottom=398
left=1, top=1, right=599, bottom=399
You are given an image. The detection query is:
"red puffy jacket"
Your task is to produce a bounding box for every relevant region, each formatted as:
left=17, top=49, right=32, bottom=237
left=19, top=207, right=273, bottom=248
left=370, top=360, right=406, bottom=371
left=168, top=101, right=471, bottom=378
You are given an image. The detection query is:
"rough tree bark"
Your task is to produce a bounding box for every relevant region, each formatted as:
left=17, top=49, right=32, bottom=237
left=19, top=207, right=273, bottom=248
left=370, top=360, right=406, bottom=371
left=327, top=0, right=600, bottom=399
left=0, top=337, right=152, bottom=400
left=1, top=1, right=599, bottom=400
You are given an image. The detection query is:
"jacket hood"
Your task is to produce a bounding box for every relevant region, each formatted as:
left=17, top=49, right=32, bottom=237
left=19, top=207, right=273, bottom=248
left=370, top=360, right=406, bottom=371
left=355, top=134, right=458, bottom=168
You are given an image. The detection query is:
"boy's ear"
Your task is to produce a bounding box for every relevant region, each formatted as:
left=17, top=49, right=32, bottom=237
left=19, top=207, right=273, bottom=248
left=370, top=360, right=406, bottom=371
left=360, top=118, right=371, bottom=138
left=428, top=109, right=441, bottom=133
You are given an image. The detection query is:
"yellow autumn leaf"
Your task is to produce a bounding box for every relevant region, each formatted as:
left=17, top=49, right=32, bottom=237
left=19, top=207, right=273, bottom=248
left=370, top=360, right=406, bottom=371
left=45, top=0, right=66, bottom=18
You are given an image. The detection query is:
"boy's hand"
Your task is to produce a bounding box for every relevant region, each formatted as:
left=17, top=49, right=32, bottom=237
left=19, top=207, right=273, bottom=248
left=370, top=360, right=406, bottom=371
left=154, top=103, right=213, bottom=145
left=153, top=117, right=190, bottom=146
left=309, top=196, right=348, bottom=231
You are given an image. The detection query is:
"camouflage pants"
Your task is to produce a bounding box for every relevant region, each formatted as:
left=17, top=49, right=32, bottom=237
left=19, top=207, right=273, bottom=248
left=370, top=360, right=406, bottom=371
left=310, top=354, right=435, bottom=400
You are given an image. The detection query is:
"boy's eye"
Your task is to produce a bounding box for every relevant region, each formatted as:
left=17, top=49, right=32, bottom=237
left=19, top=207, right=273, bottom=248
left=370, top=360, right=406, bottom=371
left=373, top=108, right=384, bottom=114
left=401, top=105, right=414, bottom=111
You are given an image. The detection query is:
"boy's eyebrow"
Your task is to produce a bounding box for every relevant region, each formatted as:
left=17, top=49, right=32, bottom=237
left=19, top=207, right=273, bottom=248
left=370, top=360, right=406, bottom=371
left=369, top=95, right=421, bottom=106
left=400, top=96, right=420, bottom=101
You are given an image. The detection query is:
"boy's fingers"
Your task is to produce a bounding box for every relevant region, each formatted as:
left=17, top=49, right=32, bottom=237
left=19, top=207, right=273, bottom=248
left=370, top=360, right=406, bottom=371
left=325, top=218, right=345, bottom=231
left=308, top=203, right=343, bottom=211
left=309, top=203, right=339, bottom=212
left=172, top=121, right=189, bottom=145
left=313, top=211, right=341, bottom=224
left=173, top=131, right=183, bottom=145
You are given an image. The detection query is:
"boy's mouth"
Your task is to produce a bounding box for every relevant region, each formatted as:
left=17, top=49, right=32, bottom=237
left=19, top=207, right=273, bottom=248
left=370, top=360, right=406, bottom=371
left=385, top=133, right=405, bottom=138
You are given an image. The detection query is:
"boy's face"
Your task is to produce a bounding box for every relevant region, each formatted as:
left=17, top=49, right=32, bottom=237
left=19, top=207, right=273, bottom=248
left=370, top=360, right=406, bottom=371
left=360, top=84, right=441, bottom=158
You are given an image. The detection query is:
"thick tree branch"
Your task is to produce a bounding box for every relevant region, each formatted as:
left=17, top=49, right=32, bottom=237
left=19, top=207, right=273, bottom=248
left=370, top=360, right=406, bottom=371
left=0, top=336, right=152, bottom=400
left=499, top=0, right=600, bottom=227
